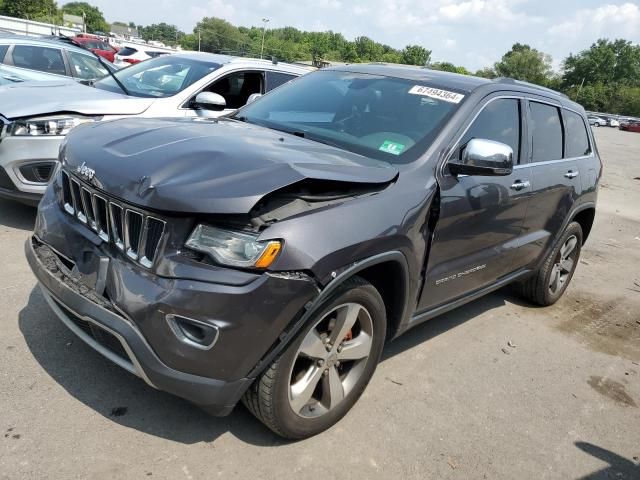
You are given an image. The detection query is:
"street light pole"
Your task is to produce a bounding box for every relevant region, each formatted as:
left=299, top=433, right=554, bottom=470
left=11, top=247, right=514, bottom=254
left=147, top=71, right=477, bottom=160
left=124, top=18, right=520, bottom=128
left=260, top=18, right=269, bottom=59
left=198, top=29, right=201, bottom=52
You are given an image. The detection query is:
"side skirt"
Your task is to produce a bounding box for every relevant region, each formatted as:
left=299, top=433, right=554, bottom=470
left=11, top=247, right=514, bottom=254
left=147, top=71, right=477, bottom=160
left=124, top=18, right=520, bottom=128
left=402, top=268, right=531, bottom=333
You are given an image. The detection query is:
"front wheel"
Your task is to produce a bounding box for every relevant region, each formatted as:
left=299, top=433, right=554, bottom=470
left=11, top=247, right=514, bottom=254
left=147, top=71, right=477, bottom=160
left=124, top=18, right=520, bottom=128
left=243, top=276, right=386, bottom=439
left=517, top=221, right=583, bottom=306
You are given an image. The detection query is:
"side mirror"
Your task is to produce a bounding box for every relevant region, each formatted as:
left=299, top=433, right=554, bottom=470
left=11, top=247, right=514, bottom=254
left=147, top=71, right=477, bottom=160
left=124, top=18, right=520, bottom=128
left=449, top=138, right=514, bottom=176
left=193, top=92, right=226, bottom=111
left=246, top=93, right=262, bottom=105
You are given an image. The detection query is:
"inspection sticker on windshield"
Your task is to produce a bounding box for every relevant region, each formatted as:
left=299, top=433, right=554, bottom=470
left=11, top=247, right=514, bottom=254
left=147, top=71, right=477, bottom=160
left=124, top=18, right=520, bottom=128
left=408, top=85, right=465, bottom=104
left=379, top=141, right=405, bottom=155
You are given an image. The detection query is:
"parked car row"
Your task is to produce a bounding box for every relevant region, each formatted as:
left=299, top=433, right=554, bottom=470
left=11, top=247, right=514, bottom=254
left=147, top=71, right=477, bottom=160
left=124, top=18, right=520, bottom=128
left=587, top=114, right=620, bottom=127
left=2, top=53, right=601, bottom=438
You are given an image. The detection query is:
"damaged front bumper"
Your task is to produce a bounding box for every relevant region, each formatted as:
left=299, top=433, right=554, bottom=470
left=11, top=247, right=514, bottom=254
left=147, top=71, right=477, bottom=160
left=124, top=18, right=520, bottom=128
left=26, top=192, right=320, bottom=415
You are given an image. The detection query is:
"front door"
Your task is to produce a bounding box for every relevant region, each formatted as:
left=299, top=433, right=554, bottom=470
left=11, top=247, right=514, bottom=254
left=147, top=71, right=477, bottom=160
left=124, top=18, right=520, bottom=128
left=418, top=96, right=532, bottom=311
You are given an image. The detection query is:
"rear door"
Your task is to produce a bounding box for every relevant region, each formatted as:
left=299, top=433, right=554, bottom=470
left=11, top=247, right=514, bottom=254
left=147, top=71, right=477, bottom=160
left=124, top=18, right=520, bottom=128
left=7, top=44, right=68, bottom=77
left=516, top=99, right=582, bottom=267
left=418, top=95, right=532, bottom=311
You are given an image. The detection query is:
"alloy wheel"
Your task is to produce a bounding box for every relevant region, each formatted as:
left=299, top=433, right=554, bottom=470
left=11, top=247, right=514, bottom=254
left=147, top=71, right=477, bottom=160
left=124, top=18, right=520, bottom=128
left=288, top=302, right=374, bottom=418
left=549, top=235, right=578, bottom=296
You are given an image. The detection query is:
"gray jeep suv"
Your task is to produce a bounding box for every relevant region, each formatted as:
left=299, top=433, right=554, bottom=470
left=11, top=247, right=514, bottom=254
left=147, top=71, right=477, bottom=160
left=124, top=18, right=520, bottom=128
left=26, top=65, right=600, bottom=438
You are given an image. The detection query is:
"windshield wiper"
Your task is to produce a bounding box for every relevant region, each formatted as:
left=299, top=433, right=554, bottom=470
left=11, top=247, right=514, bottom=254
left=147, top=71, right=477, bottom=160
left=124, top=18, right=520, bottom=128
left=99, top=59, right=130, bottom=96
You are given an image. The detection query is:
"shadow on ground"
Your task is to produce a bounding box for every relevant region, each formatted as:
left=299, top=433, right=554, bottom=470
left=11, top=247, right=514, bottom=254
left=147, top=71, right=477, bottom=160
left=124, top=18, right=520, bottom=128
left=575, top=441, right=639, bottom=479
left=19, top=284, right=525, bottom=446
left=0, top=198, right=36, bottom=231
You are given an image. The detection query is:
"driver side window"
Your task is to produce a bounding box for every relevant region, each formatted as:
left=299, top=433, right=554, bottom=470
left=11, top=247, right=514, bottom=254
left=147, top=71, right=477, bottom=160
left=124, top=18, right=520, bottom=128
left=201, top=71, right=264, bottom=109
left=457, top=98, right=521, bottom=164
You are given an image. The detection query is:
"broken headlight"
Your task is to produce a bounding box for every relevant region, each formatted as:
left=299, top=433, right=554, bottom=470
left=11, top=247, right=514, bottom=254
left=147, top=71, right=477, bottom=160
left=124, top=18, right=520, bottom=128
left=186, top=224, right=281, bottom=269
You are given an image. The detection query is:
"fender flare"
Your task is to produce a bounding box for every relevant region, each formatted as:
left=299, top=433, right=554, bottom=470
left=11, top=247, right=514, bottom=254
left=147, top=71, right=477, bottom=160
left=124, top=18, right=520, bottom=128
left=533, top=201, right=596, bottom=272
left=247, top=250, right=411, bottom=379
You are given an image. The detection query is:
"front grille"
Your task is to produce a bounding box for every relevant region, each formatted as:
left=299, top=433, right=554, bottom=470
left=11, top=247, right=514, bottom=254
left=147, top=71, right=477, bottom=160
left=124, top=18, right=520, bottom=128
left=60, top=170, right=166, bottom=268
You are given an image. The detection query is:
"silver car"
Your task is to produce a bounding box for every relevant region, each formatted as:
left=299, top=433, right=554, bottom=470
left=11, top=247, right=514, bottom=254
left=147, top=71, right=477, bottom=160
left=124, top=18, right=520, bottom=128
left=0, top=52, right=311, bottom=205
left=0, top=35, right=115, bottom=83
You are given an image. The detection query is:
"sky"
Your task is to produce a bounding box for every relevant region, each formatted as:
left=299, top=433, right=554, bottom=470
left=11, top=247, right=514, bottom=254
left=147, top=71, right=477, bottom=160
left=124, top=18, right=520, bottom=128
left=60, top=0, right=640, bottom=71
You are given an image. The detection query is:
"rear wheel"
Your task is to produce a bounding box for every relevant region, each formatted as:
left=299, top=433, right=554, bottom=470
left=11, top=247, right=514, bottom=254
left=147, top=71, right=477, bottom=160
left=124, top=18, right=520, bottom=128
left=243, top=276, right=386, bottom=439
left=517, top=221, right=583, bottom=306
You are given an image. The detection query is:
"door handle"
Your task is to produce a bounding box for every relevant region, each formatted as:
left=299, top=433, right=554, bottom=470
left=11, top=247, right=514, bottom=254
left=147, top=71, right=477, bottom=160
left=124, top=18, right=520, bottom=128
left=564, top=170, right=579, bottom=179
left=510, top=180, right=530, bottom=191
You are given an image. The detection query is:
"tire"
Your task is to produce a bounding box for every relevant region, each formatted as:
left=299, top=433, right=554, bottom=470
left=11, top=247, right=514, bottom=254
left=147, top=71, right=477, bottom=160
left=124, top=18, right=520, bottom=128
left=243, top=276, right=386, bottom=439
left=517, top=221, right=583, bottom=306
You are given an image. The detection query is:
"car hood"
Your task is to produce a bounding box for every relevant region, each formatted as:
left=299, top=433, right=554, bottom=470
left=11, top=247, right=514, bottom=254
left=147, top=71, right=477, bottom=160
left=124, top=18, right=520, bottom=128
left=0, top=81, right=154, bottom=119
left=63, top=117, right=399, bottom=214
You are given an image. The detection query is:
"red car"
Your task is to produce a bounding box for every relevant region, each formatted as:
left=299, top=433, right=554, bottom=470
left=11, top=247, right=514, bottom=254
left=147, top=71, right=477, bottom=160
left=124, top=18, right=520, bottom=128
left=72, top=36, right=119, bottom=63
left=620, top=120, right=640, bottom=133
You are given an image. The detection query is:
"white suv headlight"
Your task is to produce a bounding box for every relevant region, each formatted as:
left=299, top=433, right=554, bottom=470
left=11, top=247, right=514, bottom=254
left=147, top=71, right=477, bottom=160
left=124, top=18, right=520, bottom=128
left=10, top=115, right=99, bottom=136
left=186, top=225, right=282, bottom=269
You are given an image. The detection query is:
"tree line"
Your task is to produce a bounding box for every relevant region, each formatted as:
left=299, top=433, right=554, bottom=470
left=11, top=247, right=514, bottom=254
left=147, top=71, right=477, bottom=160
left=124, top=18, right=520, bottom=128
left=2, top=1, right=639, bottom=116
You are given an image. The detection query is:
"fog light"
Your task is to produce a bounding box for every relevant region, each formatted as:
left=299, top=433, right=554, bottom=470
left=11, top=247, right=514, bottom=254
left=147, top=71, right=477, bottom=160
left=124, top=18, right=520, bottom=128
left=166, top=314, right=219, bottom=350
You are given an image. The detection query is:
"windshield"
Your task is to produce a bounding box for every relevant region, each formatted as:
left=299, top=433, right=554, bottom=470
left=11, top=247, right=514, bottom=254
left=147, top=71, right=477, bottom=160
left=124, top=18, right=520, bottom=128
left=235, top=70, right=465, bottom=163
left=94, top=56, right=221, bottom=98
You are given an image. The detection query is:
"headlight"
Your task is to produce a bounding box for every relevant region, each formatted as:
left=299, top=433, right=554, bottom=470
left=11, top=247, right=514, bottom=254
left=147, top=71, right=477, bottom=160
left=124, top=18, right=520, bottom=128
left=185, top=225, right=282, bottom=269
left=10, top=115, right=99, bottom=136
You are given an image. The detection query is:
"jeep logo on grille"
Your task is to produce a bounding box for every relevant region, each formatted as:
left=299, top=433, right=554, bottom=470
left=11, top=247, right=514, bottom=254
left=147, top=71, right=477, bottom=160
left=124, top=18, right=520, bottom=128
left=76, top=162, right=95, bottom=181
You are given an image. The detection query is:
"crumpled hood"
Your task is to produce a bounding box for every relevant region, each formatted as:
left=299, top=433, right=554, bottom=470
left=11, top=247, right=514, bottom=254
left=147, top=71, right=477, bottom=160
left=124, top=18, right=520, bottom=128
left=0, top=81, right=153, bottom=119
left=62, top=117, right=398, bottom=214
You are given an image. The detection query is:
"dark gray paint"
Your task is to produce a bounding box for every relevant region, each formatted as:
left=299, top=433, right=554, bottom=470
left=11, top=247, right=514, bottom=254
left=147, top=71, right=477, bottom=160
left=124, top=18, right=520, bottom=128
left=27, top=67, right=601, bottom=414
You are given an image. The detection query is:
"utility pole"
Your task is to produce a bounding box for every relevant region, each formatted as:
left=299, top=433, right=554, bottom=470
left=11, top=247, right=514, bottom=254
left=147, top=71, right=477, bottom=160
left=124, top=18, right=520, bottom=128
left=198, top=29, right=201, bottom=51
left=260, top=18, right=269, bottom=59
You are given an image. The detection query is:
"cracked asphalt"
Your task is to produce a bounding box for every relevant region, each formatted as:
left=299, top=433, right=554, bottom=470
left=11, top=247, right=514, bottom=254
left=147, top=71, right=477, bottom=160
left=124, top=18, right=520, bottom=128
left=1, top=127, right=639, bottom=479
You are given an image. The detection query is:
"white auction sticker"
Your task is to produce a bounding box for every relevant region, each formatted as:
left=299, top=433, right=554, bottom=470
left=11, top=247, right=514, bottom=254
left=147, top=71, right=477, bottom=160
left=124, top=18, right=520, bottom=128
left=408, top=85, right=465, bottom=104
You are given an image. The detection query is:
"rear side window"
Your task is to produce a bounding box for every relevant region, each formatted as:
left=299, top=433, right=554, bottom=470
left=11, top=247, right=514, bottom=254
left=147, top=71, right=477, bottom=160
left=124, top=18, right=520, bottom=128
left=118, top=47, right=138, bottom=56
left=529, top=102, right=563, bottom=162
left=266, top=71, right=296, bottom=91
left=12, top=45, right=66, bottom=75
left=564, top=110, right=591, bottom=157
left=0, top=45, right=8, bottom=63
left=459, top=98, right=521, bottom=163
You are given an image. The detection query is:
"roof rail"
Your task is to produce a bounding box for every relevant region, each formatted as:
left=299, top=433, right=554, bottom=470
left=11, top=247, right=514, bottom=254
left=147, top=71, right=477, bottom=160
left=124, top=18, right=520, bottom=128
left=493, top=77, right=569, bottom=99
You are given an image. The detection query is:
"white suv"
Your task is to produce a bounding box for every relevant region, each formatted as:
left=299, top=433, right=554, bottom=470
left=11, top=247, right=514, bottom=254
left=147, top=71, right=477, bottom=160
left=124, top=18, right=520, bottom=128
left=113, top=45, right=171, bottom=68
left=0, top=52, right=311, bottom=205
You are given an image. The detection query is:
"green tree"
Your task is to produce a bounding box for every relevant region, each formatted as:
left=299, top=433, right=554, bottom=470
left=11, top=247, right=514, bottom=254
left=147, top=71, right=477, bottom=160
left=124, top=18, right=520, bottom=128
left=430, top=61, right=470, bottom=75
left=61, top=2, right=109, bottom=33
left=180, top=33, right=198, bottom=50
left=0, top=0, right=58, bottom=21
left=562, top=39, right=640, bottom=88
left=402, top=45, right=431, bottom=66
left=474, top=67, right=497, bottom=78
left=193, top=17, right=250, bottom=55
left=494, top=43, right=552, bottom=85
left=139, top=23, right=183, bottom=46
